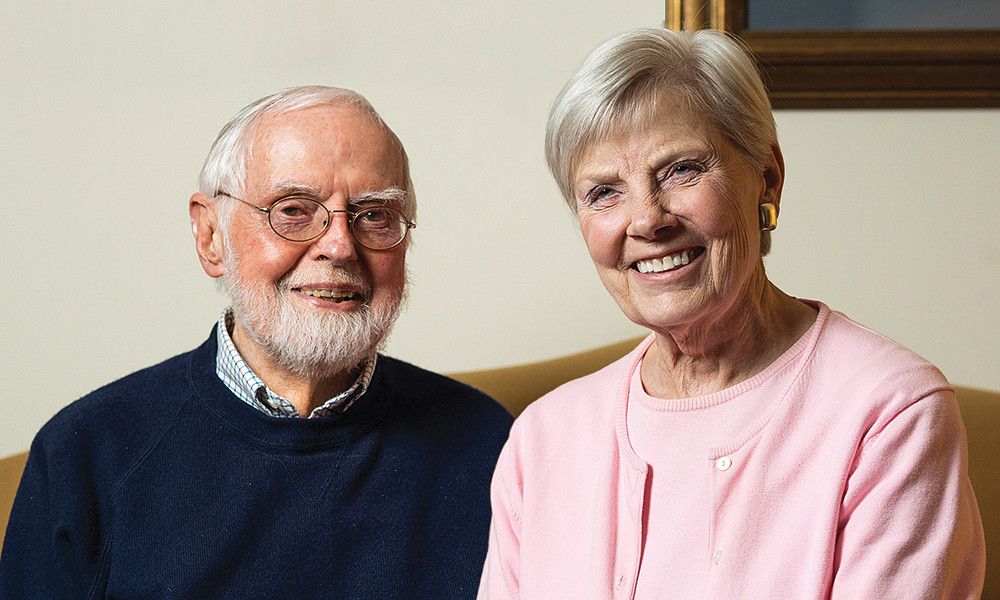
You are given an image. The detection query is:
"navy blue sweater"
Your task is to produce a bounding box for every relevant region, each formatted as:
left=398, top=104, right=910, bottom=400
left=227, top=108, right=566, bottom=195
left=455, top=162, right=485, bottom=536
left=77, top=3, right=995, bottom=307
left=0, top=328, right=513, bottom=599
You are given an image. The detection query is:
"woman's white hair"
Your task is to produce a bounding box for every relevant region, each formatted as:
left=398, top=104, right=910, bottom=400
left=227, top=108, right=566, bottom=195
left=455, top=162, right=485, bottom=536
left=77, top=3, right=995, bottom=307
left=545, top=26, right=777, bottom=207
left=198, top=85, right=416, bottom=230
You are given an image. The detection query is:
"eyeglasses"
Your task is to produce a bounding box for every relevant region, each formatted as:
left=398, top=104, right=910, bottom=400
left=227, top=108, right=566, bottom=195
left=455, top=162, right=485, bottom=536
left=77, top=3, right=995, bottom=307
left=217, top=192, right=416, bottom=250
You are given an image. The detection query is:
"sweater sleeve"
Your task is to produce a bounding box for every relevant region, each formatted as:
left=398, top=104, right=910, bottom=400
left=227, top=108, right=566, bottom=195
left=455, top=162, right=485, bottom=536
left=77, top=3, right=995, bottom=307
left=477, top=427, right=523, bottom=600
left=830, top=388, right=985, bottom=599
left=0, top=434, right=107, bottom=599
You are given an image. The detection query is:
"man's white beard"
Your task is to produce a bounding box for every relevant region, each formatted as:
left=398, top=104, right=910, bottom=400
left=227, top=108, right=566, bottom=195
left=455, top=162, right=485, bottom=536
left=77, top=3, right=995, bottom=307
left=222, top=254, right=404, bottom=379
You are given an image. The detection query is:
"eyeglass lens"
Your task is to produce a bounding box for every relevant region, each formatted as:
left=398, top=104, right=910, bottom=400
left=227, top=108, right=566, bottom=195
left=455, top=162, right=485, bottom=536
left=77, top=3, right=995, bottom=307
left=268, top=197, right=408, bottom=249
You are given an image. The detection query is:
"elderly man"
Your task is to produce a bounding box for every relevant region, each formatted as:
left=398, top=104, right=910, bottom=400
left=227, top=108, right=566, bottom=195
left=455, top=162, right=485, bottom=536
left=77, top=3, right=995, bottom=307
left=0, top=86, right=513, bottom=599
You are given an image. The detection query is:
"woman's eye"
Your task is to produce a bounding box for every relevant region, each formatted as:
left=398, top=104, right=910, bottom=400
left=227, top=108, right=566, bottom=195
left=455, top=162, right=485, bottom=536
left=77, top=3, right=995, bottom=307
left=669, top=162, right=702, bottom=179
left=583, top=186, right=618, bottom=206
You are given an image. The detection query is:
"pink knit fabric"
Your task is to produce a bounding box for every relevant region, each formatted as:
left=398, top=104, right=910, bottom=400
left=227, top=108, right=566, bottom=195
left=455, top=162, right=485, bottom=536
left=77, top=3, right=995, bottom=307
left=478, top=302, right=985, bottom=599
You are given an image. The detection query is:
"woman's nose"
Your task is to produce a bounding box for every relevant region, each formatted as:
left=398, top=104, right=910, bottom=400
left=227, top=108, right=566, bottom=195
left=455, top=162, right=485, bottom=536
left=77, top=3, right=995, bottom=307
left=625, top=194, right=678, bottom=239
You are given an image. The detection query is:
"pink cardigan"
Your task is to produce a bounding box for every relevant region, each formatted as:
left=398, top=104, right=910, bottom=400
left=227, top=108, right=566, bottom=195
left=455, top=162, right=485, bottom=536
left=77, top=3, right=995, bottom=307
left=478, top=303, right=985, bottom=599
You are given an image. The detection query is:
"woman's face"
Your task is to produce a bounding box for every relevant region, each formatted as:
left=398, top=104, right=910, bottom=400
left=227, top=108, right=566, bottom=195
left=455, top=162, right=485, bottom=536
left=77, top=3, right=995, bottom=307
left=572, top=94, right=782, bottom=336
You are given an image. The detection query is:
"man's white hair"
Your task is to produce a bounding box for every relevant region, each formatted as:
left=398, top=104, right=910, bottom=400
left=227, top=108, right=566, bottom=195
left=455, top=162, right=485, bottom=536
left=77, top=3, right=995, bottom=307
left=198, top=85, right=416, bottom=233
left=201, top=86, right=414, bottom=375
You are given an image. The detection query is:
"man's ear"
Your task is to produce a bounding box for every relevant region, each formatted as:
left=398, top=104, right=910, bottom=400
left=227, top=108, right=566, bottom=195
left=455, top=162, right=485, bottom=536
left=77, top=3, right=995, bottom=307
left=762, top=142, right=785, bottom=213
left=189, top=193, right=226, bottom=278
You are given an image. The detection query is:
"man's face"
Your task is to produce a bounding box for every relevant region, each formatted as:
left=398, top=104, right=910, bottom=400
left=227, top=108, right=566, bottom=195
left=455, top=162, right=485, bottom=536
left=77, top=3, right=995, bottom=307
left=219, top=104, right=410, bottom=377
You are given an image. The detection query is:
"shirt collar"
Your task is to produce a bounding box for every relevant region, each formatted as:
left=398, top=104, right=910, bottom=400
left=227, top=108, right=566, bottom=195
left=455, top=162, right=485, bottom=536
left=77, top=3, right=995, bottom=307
left=214, top=309, right=376, bottom=418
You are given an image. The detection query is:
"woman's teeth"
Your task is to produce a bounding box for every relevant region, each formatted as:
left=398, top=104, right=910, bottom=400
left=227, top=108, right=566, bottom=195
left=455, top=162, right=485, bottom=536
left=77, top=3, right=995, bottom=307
left=302, top=289, right=358, bottom=302
left=635, top=249, right=693, bottom=274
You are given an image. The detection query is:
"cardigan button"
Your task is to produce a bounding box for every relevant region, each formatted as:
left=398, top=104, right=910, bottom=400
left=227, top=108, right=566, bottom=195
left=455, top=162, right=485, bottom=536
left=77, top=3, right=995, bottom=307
left=715, top=456, right=733, bottom=471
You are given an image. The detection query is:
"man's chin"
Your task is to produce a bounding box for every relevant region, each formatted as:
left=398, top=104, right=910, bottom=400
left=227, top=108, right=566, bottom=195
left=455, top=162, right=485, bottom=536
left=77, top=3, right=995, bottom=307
left=247, top=302, right=395, bottom=377
left=224, top=267, right=407, bottom=380
left=276, top=351, right=374, bottom=380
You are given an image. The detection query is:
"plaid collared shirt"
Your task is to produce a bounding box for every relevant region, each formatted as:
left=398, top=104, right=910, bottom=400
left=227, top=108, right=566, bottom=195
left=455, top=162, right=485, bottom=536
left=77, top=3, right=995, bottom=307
left=214, top=310, right=376, bottom=418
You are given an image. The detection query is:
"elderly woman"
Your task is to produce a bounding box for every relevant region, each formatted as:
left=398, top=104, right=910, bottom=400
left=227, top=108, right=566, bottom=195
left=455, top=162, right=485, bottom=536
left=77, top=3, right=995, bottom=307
left=478, top=28, right=984, bottom=599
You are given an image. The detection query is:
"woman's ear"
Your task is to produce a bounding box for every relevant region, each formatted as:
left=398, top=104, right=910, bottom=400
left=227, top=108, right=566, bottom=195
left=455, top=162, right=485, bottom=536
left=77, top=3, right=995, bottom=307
left=762, top=142, right=785, bottom=213
left=189, top=193, right=226, bottom=278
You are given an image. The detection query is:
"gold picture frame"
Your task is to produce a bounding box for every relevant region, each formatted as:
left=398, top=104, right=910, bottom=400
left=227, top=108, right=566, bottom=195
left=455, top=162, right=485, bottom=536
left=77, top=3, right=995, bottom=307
left=667, top=0, right=1000, bottom=108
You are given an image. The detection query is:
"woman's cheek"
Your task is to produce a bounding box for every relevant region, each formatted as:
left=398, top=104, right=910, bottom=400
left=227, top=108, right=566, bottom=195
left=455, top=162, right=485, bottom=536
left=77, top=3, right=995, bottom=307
left=580, top=214, right=618, bottom=267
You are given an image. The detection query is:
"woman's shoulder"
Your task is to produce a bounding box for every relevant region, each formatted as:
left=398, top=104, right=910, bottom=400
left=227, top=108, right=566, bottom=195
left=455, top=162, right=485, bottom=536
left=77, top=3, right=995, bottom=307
left=498, top=346, right=640, bottom=475
left=804, top=303, right=952, bottom=415
left=515, top=340, right=645, bottom=432
left=820, top=306, right=945, bottom=377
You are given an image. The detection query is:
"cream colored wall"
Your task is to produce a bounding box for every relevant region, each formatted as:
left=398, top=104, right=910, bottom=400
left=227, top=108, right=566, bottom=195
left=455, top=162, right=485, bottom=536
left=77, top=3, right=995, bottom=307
left=1, top=1, right=997, bottom=458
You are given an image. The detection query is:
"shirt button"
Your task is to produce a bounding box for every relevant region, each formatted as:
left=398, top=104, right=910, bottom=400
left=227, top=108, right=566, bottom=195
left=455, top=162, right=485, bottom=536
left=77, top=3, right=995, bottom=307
left=255, top=387, right=278, bottom=411
left=716, top=456, right=733, bottom=471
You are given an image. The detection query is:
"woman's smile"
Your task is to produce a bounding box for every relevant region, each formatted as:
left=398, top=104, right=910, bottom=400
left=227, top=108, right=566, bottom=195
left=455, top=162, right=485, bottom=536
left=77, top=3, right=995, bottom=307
left=633, top=246, right=705, bottom=274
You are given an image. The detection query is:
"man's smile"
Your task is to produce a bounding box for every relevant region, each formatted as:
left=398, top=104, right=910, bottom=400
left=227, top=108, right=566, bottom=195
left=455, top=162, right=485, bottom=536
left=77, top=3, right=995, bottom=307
left=298, top=288, right=362, bottom=303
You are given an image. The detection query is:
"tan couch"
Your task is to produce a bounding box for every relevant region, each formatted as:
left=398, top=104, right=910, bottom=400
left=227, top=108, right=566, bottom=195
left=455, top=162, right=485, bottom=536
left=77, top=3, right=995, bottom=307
left=2, top=337, right=997, bottom=596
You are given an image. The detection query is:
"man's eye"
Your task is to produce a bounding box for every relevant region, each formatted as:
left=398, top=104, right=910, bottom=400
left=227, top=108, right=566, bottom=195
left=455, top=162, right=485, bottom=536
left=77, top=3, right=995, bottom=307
left=357, top=208, right=391, bottom=225
left=274, top=198, right=317, bottom=219
left=279, top=206, right=306, bottom=217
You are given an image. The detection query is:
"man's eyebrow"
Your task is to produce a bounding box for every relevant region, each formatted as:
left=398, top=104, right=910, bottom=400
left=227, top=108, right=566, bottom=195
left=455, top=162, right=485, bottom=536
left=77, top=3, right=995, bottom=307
left=263, top=184, right=408, bottom=207
left=351, top=187, right=409, bottom=206
left=272, top=183, right=324, bottom=198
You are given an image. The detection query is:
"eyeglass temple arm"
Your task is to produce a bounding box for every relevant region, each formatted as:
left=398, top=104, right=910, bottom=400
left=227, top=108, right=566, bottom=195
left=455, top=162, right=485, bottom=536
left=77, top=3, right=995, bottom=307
left=215, top=191, right=270, bottom=213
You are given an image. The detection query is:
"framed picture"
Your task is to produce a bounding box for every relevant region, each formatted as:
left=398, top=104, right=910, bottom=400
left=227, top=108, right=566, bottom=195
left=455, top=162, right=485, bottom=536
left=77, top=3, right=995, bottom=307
left=666, top=0, right=1000, bottom=108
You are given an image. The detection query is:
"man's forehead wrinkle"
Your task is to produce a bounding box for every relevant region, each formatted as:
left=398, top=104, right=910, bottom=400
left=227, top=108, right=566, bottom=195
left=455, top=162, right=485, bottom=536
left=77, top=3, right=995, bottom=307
left=241, top=104, right=407, bottom=210
left=244, top=118, right=301, bottom=197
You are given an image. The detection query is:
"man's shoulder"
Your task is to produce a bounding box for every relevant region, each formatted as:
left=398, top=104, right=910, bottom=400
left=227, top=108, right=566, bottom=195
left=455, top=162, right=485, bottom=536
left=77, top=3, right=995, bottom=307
left=373, top=355, right=514, bottom=465
left=67, top=344, right=200, bottom=410
left=87, top=348, right=195, bottom=401
left=35, top=338, right=212, bottom=462
left=376, top=354, right=512, bottom=419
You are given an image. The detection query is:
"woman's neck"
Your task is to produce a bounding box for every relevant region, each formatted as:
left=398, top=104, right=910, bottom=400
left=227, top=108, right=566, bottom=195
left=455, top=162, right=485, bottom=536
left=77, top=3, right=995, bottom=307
left=640, top=283, right=817, bottom=399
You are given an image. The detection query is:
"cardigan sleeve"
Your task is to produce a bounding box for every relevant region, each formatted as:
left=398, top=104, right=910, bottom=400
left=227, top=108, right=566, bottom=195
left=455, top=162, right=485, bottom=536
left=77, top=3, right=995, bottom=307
left=0, top=434, right=108, bottom=599
left=477, top=428, right=523, bottom=600
left=830, top=388, right=985, bottom=599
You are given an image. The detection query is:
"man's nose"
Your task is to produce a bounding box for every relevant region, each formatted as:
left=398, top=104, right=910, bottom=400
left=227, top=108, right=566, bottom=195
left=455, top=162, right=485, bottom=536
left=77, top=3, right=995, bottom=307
left=309, top=211, right=358, bottom=262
